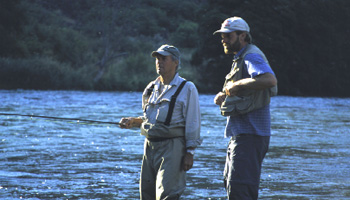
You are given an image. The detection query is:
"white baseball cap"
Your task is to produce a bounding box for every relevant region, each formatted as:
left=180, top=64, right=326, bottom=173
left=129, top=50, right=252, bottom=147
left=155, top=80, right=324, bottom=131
left=213, top=16, right=250, bottom=35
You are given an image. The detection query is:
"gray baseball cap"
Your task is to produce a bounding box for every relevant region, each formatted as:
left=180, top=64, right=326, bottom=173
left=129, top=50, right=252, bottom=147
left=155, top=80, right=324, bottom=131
left=151, top=44, right=181, bottom=60
left=213, top=16, right=250, bottom=35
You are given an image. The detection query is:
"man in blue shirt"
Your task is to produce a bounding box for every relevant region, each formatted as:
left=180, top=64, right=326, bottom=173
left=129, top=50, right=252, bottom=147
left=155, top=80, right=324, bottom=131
left=213, top=16, right=278, bottom=200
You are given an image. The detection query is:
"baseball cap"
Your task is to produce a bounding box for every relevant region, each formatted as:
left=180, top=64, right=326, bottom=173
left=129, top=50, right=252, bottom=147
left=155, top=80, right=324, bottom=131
left=151, top=44, right=180, bottom=60
left=213, top=16, right=250, bottom=35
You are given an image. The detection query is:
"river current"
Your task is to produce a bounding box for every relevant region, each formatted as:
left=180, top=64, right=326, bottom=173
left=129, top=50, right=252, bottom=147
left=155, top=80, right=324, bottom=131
left=0, top=90, right=349, bottom=199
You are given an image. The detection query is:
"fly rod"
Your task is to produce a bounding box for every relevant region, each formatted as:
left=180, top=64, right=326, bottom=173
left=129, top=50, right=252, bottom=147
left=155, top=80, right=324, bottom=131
left=0, top=113, right=119, bottom=125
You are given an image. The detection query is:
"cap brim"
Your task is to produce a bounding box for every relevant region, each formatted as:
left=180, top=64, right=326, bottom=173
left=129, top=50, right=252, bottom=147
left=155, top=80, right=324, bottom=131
left=151, top=50, right=172, bottom=57
left=213, top=28, right=234, bottom=35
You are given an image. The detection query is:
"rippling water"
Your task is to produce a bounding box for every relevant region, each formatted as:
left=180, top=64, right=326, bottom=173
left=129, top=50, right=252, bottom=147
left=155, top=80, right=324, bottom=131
left=0, top=90, right=349, bottom=199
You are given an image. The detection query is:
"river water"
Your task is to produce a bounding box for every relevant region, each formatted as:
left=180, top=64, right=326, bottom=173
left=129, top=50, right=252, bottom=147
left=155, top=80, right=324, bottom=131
left=0, top=90, right=349, bottom=200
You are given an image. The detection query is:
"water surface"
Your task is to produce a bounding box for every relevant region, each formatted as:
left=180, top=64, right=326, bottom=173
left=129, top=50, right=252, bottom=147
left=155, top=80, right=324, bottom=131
left=0, top=90, right=349, bottom=199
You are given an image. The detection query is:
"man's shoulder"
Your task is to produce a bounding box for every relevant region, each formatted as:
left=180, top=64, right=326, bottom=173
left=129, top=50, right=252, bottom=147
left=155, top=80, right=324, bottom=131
left=145, top=80, right=156, bottom=90
left=173, top=78, right=197, bottom=97
left=177, top=77, right=196, bottom=89
left=184, top=81, right=199, bottom=96
left=243, top=44, right=268, bottom=64
left=243, top=44, right=263, bottom=55
left=142, top=78, right=158, bottom=96
left=244, top=53, right=264, bottom=62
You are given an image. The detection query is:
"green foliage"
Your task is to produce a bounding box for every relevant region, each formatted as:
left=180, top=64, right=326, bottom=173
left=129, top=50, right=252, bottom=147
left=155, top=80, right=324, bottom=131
left=1, top=0, right=349, bottom=97
left=0, top=57, right=92, bottom=90
left=193, top=0, right=350, bottom=97
left=97, top=52, right=156, bottom=91
left=123, top=7, right=168, bottom=36
left=0, top=0, right=26, bottom=57
left=171, top=21, right=199, bottom=48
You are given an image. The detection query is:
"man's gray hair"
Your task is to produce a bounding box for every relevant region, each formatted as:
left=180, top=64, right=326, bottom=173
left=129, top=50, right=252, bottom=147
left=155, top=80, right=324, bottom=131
left=170, top=55, right=181, bottom=71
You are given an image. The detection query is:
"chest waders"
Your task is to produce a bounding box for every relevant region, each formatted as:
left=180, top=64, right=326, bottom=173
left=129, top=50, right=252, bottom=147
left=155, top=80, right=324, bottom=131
left=164, top=80, right=187, bottom=126
left=140, top=81, right=188, bottom=199
left=141, top=80, right=187, bottom=141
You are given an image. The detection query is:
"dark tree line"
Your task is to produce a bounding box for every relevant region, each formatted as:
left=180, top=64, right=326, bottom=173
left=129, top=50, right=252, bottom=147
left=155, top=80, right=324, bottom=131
left=193, top=0, right=350, bottom=97
left=1, top=0, right=349, bottom=97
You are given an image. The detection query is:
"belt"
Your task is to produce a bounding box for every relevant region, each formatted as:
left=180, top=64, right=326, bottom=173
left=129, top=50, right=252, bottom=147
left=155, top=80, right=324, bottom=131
left=147, top=136, right=183, bottom=142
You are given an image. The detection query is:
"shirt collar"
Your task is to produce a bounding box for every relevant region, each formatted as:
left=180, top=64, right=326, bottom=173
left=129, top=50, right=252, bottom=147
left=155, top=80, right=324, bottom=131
left=168, top=73, right=181, bottom=86
left=155, top=73, right=180, bottom=86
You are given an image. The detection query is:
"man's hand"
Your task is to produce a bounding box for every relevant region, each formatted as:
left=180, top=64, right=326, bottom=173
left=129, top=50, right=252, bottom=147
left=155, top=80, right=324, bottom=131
left=214, top=92, right=226, bottom=106
left=119, top=117, right=135, bottom=129
left=182, top=153, right=194, bottom=171
left=224, top=81, right=240, bottom=97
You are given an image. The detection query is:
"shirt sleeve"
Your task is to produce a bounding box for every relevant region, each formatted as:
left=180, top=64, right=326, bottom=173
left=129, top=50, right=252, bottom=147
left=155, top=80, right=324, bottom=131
left=183, top=82, right=202, bottom=148
left=244, top=53, right=275, bottom=78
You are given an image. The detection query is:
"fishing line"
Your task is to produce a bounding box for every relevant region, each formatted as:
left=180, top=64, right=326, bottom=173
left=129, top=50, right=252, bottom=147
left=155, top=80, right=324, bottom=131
left=0, top=113, right=120, bottom=125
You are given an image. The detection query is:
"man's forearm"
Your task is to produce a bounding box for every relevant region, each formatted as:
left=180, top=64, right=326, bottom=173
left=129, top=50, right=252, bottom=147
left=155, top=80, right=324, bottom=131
left=225, top=73, right=277, bottom=96
left=236, top=73, right=277, bottom=90
left=131, top=117, right=143, bottom=128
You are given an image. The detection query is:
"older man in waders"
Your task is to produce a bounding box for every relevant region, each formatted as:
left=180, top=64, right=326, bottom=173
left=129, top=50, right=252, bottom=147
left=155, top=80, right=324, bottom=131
left=119, top=44, right=202, bottom=200
left=213, top=17, right=278, bottom=199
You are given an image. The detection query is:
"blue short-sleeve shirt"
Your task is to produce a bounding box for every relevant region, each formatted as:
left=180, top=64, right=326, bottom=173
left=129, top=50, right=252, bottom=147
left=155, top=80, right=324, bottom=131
left=225, top=46, right=275, bottom=137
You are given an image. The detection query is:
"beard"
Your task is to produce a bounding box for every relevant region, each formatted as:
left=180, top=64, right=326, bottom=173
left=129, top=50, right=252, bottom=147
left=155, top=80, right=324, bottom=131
left=224, top=37, right=241, bottom=54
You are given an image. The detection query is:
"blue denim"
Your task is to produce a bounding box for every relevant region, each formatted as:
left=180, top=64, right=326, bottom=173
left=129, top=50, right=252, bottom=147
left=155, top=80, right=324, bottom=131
left=224, top=134, right=270, bottom=200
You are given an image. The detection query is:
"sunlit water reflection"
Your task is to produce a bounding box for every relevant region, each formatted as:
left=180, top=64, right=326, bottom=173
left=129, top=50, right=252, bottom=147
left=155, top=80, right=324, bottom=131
left=0, top=90, right=349, bottom=199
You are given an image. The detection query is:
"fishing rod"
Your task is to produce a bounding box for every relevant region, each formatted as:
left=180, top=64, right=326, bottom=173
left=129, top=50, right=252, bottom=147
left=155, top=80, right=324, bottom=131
left=0, top=113, right=120, bottom=125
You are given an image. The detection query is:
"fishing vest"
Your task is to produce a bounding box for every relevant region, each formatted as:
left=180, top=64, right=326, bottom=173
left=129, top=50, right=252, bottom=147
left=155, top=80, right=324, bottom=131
left=140, top=80, right=187, bottom=139
left=220, top=44, right=278, bottom=116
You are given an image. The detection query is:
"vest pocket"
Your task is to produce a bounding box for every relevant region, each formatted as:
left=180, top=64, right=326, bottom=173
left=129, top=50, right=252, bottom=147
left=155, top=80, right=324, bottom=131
left=220, top=95, right=255, bottom=116
left=155, top=99, right=169, bottom=123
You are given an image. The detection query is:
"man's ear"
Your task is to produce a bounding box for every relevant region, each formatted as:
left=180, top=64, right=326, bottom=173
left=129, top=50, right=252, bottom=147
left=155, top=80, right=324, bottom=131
left=174, top=59, right=179, bottom=66
left=239, top=32, right=247, bottom=42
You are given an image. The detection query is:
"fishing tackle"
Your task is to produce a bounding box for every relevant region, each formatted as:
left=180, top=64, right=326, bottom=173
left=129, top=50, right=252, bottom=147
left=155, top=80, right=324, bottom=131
left=0, top=113, right=119, bottom=125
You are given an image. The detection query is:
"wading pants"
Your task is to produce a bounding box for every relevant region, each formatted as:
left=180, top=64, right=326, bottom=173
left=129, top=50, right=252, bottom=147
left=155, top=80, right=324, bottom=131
left=224, top=134, right=270, bottom=200
left=140, top=137, right=186, bottom=200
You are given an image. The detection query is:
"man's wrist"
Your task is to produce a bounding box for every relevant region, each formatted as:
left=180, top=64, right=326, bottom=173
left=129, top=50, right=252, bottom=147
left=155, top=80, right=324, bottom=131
left=131, top=117, right=143, bottom=127
left=186, top=148, right=195, bottom=155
